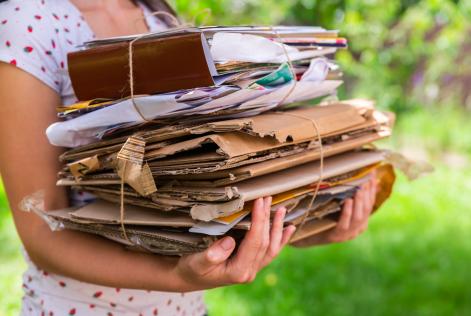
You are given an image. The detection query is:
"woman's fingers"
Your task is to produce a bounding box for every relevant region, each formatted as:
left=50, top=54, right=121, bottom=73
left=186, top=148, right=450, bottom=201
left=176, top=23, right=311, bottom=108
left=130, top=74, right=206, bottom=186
left=180, top=174, right=382, bottom=286
left=260, top=197, right=272, bottom=254
left=309, top=172, right=379, bottom=245
left=365, top=179, right=372, bottom=213
left=280, top=225, right=296, bottom=246
left=234, top=197, right=265, bottom=261
left=262, top=220, right=296, bottom=268
left=356, top=176, right=377, bottom=234
left=181, top=236, right=236, bottom=279
left=260, top=206, right=287, bottom=269
left=337, top=198, right=353, bottom=231
left=328, top=198, right=353, bottom=242
left=352, top=185, right=365, bottom=227
left=192, top=173, right=380, bottom=285
left=266, top=206, right=286, bottom=258
left=205, top=236, right=237, bottom=265
left=229, top=197, right=270, bottom=281
left=369, top=176, right=378, bottom=213
left=237, top=197, right=295, bottom=281
left=253, top=197, right=272, bottom=267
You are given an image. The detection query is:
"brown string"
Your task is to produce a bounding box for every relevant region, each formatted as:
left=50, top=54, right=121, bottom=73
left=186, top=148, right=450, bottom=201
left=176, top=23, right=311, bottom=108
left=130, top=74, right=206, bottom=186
left=121, top=10, right=199, bottom=242
left=128, top=11, right=192, bottom=123
left=119, top=161, right=131, bottom=243
left=269, top=26, right=298, bottom=107
left=273, top=111, right=325, bottom=241
left=268, top=27, right=325, bottom=240
left=123, top=16, right=325, bottom=241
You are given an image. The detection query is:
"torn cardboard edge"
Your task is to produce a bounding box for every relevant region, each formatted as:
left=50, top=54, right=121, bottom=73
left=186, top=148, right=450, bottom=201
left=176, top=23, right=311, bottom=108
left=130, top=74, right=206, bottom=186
left=59, top=100, right=386, bottom=163
left=189, top=150, right=386, bottom=221
left=115, top=136, right=157, bottom=196
left=57, top=127, right=391, bottom=188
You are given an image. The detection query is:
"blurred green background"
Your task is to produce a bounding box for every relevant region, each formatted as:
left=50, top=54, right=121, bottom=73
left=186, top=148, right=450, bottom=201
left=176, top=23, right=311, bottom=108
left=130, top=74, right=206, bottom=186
left=1, top=0, right=471, bottom=315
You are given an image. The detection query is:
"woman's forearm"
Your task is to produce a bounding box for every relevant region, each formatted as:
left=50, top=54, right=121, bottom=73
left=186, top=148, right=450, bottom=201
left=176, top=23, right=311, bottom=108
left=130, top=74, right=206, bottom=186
left=0, top=64, right=197, bottom=293
left=23, top=218, right=193, bottom=292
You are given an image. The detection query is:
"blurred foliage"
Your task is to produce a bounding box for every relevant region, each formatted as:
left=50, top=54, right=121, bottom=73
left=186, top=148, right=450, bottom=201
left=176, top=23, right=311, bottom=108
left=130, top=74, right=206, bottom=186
left=172, top=0, right=471, bottom=113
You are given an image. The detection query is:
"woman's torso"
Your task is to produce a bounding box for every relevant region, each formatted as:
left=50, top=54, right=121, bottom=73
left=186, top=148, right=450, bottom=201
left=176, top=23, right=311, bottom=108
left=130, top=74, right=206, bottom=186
left=0, top=1, right=206, bottom=315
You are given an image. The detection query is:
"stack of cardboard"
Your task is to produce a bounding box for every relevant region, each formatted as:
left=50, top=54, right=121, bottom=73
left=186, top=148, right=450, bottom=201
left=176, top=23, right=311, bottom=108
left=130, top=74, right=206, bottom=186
left=44, top=26, right=396, bottom=255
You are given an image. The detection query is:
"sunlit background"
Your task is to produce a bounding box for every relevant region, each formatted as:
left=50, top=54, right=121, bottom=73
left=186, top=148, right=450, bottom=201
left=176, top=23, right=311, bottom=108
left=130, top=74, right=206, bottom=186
left=1, top=0, right=471, bottom=315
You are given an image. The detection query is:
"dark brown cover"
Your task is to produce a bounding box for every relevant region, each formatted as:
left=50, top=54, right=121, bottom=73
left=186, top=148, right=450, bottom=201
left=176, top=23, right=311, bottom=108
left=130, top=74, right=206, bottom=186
left=68, top=32, right=215, bottom=100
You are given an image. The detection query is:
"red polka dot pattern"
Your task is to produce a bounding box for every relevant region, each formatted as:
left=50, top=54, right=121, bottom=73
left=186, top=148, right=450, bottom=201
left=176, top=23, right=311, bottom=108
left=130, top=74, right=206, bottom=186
left=1, top=2, right=204, bottom=313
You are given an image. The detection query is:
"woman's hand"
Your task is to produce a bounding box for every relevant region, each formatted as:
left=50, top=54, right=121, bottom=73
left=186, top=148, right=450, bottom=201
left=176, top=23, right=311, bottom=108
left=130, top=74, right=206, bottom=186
left=291, top=172, right=378, bottom=247
left=175, top=197, right=296, bottom=291
left=1, top=63, right=293, bottom=293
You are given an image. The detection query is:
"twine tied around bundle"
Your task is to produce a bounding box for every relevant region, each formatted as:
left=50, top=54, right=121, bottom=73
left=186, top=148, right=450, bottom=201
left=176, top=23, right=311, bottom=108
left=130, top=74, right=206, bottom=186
left=120, top=11, right=327, bottom=244
left=119, top=10, right=198, bottom=243
left=275, top=111, right=324, bottom=242
left=267, top=26, right=326, bottom=241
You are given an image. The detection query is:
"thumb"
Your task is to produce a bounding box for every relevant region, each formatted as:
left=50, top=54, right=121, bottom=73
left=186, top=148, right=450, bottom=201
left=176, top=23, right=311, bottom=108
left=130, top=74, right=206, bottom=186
left=195, top=237, right=236, bottom=271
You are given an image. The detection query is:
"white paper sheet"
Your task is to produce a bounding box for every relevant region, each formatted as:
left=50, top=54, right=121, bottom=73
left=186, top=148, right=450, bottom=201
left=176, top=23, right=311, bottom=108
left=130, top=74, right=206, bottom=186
left=46, top=94, right=190, bottom=147
left=300, top=58, right=330, bottom=82
left=210, top=32, right=337, bottom=63
left=189, top=211, right=249, bottom=236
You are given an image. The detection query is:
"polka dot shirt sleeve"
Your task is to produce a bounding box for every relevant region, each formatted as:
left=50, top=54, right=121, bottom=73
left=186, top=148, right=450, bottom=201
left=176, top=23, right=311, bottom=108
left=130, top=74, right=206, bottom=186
left=0, top=1, right=62, bottom=93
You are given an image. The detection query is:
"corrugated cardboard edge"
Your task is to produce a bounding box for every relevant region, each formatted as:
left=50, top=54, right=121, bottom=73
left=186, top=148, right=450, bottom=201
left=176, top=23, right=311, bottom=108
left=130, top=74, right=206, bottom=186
left=190, top=198, right=245, bottom=221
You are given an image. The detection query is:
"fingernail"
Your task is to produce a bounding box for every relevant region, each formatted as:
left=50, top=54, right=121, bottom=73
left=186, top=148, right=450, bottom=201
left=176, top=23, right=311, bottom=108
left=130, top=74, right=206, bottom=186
left=278, top=207, right=286, bottom=215
left=220, top=237, right=234, bottom=251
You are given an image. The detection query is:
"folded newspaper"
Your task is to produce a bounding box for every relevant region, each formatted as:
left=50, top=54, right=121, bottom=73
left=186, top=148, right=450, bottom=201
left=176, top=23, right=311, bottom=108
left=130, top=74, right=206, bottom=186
left=42, top=26, right=397, bottom=255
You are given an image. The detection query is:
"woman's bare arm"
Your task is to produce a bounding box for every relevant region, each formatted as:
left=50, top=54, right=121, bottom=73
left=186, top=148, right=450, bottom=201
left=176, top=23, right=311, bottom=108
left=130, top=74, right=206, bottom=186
left=0, top=63, right=184, bottom=290
left=0, top=63, right=295, bottom=292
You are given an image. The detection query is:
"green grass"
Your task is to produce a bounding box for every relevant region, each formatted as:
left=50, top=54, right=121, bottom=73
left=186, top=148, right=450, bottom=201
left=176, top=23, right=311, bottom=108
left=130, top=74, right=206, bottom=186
left=206, top=167, right=471, bottom=316
left=0, top=182, right=26, bottom=315
left=1, top=107, right=471, bottom=315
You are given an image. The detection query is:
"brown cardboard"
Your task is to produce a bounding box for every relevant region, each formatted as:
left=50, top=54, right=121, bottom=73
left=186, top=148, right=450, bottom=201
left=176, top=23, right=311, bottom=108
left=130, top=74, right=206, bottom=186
left=189, top=150, right=385, bottom=220
left=68, top=32, right=216, bottom=100
left=59, top=100, right=387, bottom=163
left=70, top=200, right=196, bottom=227
left=157, top=130, right=390, bottom=185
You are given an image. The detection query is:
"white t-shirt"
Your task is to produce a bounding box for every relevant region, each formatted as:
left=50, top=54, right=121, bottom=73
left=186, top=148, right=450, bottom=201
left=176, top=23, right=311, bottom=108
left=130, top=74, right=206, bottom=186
left=0, top=0, right=167, bottom=105
left=0, top=1, right=206, bottom=315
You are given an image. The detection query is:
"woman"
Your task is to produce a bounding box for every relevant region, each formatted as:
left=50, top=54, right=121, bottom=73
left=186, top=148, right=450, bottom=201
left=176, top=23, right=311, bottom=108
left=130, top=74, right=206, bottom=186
left=0, top=0, right=377, bottom=315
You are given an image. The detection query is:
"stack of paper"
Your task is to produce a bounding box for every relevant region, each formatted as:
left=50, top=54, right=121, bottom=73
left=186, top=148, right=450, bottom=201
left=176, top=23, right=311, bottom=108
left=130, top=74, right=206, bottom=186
left=43, top=26, right=396, bottom=255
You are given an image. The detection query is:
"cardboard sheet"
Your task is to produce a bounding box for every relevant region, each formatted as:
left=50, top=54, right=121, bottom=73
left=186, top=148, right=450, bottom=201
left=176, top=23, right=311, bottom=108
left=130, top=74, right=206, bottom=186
left=58, top=100, right=378, bottom=161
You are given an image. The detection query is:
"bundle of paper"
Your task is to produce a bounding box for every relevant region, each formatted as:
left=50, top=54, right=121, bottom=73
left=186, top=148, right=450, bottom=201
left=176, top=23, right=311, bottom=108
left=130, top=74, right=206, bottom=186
left=57, top=100, right=393, bottom=187
left=43, top=25, right=397, bottom=255
left=44, top=151, right=395, bottom=255
left=47, top=26, right=345, bottom=147
left=69, top=26, right=345, bottom=100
